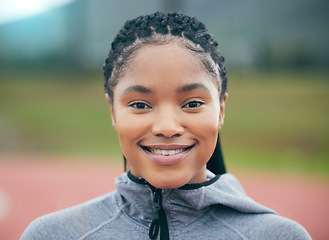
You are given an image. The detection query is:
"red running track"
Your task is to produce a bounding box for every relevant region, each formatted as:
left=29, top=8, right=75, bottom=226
left=0, top=155, right=328, bottom=240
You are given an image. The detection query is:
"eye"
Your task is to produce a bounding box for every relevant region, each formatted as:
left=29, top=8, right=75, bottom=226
left=182, top=100, right=204, bottom=109
left=129, top=101, right=152, bottom=110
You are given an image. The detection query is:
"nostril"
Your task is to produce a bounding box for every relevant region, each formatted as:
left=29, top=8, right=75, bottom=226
left=152, top=126, right=184, bottom=138
left=172, top=133, right=182, bottom=138
left=154, top=131, right=183, bottom=138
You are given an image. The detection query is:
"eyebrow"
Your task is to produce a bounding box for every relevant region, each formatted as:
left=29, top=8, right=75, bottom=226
left=122, top=85, right=152, bottom=95
left=177, top=83, right=210, bottom=93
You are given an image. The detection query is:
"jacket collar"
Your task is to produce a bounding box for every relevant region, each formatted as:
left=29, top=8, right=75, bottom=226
left=127, top=170, right=220, bottom=190
left=115, top=171, right=274, bottom=225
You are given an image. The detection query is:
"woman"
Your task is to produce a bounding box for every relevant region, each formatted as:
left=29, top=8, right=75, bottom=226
left=21, top=12, right=311, bottom=239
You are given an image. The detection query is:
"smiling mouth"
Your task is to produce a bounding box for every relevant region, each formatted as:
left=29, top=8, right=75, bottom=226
left=140, top=145, right=195, bottom=156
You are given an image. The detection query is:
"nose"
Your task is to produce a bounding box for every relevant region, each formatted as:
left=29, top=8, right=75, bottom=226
left=151, top=105, right=184, bottom=138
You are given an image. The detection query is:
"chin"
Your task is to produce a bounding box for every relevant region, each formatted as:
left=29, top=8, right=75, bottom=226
left=147, top=172, right=191, bottom=190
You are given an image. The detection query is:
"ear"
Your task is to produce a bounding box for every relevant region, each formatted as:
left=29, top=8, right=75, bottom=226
left=218, top=93, right=228, bottom=130
left=105, top=93, right=117, bottom=130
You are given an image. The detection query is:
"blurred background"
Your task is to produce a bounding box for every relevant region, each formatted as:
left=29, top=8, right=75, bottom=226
left=0, top=0, right=328, bottom=175
left=0, top=0, right=328, bottom=239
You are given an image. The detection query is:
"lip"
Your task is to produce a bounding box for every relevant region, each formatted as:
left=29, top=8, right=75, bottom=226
left=140, top=143, right=195, bottom=166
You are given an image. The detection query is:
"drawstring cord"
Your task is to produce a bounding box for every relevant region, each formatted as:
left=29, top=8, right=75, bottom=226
left=149, top=189, right=161, bottom=239
left=128, top=173, right=169, bottom=240
left=148, top=187, right=169, bottom=240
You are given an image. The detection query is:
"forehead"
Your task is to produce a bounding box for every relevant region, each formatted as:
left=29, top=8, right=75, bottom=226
left=120, top=43, right=215, bottom=87
left=112, top=43, right=220, bottom=104
left=133, top=43, right=202, bottom=72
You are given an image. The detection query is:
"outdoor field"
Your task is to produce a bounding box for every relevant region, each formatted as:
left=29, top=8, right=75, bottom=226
left=1, top=1, right=328, bottom=239
left=0, top=70, right=329, bottom=239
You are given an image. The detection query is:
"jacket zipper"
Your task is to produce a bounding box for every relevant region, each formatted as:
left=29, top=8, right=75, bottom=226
left=148, top=186, right=169, bottom=240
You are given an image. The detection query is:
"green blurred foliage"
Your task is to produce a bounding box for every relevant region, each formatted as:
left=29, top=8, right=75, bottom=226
left=1, top=70, right=328, bottom=177
left=221, top=71, right=329, bottom=176
left=0, top=70, right=120, bottom=157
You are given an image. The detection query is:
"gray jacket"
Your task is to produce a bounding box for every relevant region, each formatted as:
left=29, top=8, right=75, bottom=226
left=21, top=171, right=311, bottom=239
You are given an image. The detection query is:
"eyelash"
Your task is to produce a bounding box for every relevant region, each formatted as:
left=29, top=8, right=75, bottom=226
left=128, top=100, right=204, bottom=110
left=182, top=100, right=204, bottom=109
left=129, top=101, right=152, bottom=110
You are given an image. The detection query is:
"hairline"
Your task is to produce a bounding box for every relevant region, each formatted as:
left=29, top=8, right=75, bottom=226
left=109, top=35, right=222, bottom=104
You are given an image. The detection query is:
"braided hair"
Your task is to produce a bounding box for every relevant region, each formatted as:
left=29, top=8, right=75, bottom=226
left=103, top=12, right=227, bottom=175
left=103, top=11, right=227, bottom=103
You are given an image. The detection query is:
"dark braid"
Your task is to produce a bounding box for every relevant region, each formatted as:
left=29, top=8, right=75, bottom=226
left=103, top=12, right=228, bottom=102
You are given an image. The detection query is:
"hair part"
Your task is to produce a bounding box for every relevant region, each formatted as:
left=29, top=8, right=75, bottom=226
left=103, top=12, right=228, bottom=103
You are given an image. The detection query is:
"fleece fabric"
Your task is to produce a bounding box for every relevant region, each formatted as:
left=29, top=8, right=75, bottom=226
left=21, top=171, right=311, bottom=240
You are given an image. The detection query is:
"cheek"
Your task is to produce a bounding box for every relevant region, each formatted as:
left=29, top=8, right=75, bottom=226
left=196, top=117, right=219, bottom=152
left=186, top=106, right=220, bottom=136
left=196, top=107, right=220, bottom=146
left=114, top=112, right=150, bottom=154
left=192, top=119, right=218, bottom=139
left=184, top=107, right=220, bottom=159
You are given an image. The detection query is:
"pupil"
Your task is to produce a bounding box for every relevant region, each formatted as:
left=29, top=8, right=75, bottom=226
left=136, top=103, right=145, bottom=109
left=189, top=102, right=198, bottom=108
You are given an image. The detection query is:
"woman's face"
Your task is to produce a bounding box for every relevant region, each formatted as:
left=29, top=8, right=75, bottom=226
left=108, top=43, right=227, bottom=189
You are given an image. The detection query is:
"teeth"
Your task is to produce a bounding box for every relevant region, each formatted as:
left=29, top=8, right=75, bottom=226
left=151, top=148, right=184, bottom=155
left=169, top=150, right=175, bottom=155
left=155, top=149, right=161, bottom=154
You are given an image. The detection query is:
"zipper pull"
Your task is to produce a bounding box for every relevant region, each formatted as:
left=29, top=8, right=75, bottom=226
left=149, top=189, right=161, bottom=239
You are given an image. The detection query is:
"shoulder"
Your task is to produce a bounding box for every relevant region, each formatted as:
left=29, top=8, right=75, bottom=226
left=20, top=191, right=119, bottom=240
left=211, top=206, right=311, bottom=240
left=249, top=214, right=311, bottom=240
